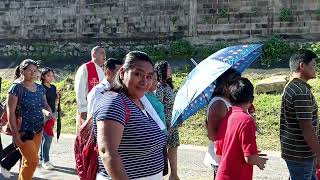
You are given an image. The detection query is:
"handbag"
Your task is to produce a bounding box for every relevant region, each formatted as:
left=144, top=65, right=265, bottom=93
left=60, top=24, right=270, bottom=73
left=74, top=94, right=131, bottom=180
left=0, top=83, right=24, bottom=135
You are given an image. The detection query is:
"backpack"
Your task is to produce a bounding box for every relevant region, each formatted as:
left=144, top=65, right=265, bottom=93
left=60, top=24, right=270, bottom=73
left=74, top=94, right=131, bottom=180
left=0, top=83, right=24, bottom=135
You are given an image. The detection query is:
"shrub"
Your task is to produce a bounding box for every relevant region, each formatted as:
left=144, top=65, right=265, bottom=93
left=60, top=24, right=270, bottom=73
left=192, top=42, right=227, bottom=60
left=279, top=8, right=293, bottom=22
left=169, top=39, right=194, bottom=59
left=262, top=35, right=300, bottom=67
left=310, top=42, right=320, bottom=57
left=218, top=8, right=229, bottom=18
left=139, top=45, right=169, bottom=62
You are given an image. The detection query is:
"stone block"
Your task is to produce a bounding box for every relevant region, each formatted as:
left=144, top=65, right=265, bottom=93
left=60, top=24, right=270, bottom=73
left=255, top=75, right=288, bottom=94
left=257, top=0, right=269, bottom=7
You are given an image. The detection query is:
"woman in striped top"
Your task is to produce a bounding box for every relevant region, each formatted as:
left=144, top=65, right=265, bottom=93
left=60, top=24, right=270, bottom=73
left=93, top=51, right=167, bottom=180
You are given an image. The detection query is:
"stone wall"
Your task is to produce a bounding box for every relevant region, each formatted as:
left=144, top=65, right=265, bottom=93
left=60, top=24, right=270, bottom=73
left=196, top=0, right=320, bottom=42
left=0, top=0, right=319, bottom=43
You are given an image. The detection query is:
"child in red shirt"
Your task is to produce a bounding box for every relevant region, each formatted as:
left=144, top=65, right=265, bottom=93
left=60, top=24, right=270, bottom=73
left=215, top=78, right=268, bottom=180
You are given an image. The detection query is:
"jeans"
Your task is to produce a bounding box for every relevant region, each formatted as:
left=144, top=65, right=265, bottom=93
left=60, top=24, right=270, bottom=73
left=40, top=131, right=53, bottom=163
left=18, top=132, right=42, bottom=180
left=285, top=158, right=317, bottom=180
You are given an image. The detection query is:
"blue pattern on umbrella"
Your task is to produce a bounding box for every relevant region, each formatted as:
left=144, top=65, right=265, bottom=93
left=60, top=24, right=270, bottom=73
left=171, top=44, right=263, bottom=128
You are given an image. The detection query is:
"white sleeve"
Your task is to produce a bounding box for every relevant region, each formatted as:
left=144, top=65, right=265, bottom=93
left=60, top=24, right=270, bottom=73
left=87, top=88, right=95, bottom=115
left=74, top=65, right=88, bottom=113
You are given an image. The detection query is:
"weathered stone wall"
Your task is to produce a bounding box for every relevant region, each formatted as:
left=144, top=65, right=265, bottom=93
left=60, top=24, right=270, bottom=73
left=0, top=0, right=190, bottom=40
left=196, top=0, right=320, bottom=42
left=0, top=0, right=319, bottom=43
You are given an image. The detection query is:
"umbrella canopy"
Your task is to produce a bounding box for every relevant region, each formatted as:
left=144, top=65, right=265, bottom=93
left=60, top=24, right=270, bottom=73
left=171, top=44, right=263, bottom=128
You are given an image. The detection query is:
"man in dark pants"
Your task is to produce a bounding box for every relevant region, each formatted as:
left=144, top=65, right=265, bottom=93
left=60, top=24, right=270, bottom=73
left=0, top=102, right=21, bottom=178
left=280, top=49, right=319, bottom=180
left=0, top=138, right=22, bottom=178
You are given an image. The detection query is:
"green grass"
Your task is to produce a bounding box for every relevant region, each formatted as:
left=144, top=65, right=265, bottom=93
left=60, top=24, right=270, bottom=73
left=0, top=69, right=303, bottom=151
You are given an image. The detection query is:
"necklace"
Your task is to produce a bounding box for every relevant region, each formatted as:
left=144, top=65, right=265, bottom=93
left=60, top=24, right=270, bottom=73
left=22, top=82, right=37, bottom=92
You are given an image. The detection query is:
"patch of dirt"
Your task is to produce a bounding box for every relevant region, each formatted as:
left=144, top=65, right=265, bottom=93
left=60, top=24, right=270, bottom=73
left=243, top=68, right=290, bottom=80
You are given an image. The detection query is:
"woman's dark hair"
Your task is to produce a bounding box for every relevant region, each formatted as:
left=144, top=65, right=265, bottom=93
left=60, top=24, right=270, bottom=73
left=104, top=58, right=123, bottom=70
left=155, top=61, right=174, bottom=89
left=40, top=67, right=55, bottom=83
left=229, top=77, right=254, bottom=105
left=14, top=59, right=39, bottom=80
left=110, top=51, right=153, bottom=93
left=213, top=68, right=241, bottom=98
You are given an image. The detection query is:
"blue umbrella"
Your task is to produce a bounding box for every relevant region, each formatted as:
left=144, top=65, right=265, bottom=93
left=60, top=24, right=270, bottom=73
left=171, top=44, right=263, bottom=128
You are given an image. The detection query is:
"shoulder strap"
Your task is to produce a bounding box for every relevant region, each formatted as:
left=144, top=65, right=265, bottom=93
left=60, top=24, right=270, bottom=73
left=207, top=97, right=231, bottom=118
left=121, top=96, right=131, bottom=125
left=14, top=83, right=24, bottom=107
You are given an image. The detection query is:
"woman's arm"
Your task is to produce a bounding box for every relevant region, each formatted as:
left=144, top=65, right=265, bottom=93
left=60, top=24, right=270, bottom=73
left=7, top=94, right=23, bottom=146
left=97, top=120, right=128, bottom=180
left=207, top=100, right=228, bottom=141
left=43, top=95, right=53, bottom=117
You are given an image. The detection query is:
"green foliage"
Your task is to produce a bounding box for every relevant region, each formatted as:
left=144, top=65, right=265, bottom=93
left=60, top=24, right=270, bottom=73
left=279, top=8, right=293, bottom=22
left=108, top=48, right=127, bottom=59
left=192, top=42, right=227, bottom=60
left=218, top=8, right=229, bottom=18
left=139, top=46, right=169, bottom=62
left=203, top=15, right=211, bottom=23
left=262, top=35, right=300, bottom=67
left=172, top=72, right=188, bottom=91
left=310, top=42, right=320, bottom=58
left=169, top=40, right=194, bottom=59
left=170, top=16, right=178, bottom=25
left=315, top=9, right=320, bottom=17
left=254, top=93, right=281, bottom=150
left=0, top=79, right=10, bottom=102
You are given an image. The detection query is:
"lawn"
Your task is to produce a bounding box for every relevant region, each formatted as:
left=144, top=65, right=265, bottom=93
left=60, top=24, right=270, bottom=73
left=0, top=68, right=307, bottom=151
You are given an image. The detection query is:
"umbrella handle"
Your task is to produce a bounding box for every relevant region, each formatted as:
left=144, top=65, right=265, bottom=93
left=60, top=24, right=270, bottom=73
left=190, top=58, right=198, bottom=66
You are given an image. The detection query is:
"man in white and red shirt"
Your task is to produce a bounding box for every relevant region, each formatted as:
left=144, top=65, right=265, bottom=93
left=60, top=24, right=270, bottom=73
left=87, top=58, right=123, bottom=118
left=74, top=46, right=105, bottom=133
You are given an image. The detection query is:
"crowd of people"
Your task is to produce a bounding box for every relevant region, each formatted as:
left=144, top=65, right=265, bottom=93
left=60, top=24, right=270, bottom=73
left=0, top=46, right=319, bottom=180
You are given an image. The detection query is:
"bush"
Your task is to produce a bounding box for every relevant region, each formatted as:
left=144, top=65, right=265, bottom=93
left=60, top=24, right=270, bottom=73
left=310, top=42, right=320, bottom=58
left=279, top=8, right=294, bottom=22
left=262, top=35, right=300, bottom=67
left=139, top=45, right=169, bottom=62
left=169, top=39, right=194, bottom=58
left=192, top=42, right=227, bottom=60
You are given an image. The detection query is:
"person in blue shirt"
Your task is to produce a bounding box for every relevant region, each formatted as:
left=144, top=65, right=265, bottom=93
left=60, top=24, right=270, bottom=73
left=145, top=71, right=168, bottom=177
left=7, top=59, right=53, bottom=180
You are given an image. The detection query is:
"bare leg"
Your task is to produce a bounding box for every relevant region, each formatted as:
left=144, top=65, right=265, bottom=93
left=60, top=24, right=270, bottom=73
left=168, top=146, right=179, bottom=180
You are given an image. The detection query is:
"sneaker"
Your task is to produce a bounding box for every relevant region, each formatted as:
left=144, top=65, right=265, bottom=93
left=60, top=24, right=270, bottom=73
left=0, top=165, right=12, bottom=178
left=42, top=161, right=54, bottom=170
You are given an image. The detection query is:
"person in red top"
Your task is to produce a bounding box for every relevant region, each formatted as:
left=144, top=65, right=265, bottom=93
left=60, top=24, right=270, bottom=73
left=215, top=77, right=268, bottom=180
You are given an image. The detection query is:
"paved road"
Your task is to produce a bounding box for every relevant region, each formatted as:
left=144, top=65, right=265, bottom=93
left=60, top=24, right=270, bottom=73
left=1, top=134, right=289, bottom=180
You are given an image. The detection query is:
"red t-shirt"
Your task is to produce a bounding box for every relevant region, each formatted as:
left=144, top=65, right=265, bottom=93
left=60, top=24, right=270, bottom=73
left=215, top=106, right=258, bottom=180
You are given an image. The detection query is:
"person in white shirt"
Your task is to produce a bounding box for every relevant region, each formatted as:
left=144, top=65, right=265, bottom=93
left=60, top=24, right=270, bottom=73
left=87, top=58, right=123, bottom=117
left=74, top=46, right=106, bottom=133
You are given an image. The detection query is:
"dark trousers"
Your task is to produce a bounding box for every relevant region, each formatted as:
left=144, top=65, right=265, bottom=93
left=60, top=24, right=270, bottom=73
left=0, top=136, right=22, bottom=170
left=163, top=146, right=168, bottom=176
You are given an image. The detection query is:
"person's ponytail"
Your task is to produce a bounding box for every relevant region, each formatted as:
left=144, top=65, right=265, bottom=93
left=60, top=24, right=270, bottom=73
left=14, top=66, right=21, bottom=80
